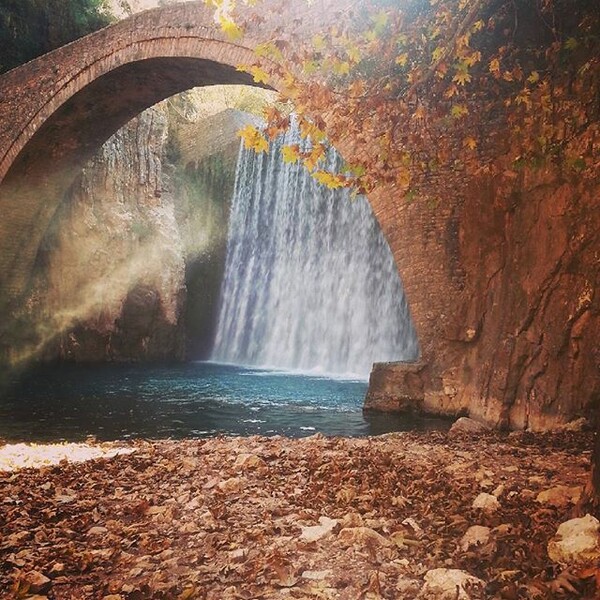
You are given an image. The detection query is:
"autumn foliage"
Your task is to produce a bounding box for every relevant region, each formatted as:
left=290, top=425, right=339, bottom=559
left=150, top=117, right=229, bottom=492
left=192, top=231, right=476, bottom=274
left=216, top=0, right=599, bottom=198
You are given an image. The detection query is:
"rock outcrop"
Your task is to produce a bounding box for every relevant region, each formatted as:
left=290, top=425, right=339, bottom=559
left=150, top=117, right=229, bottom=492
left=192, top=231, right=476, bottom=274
left=17, top=97, right=259, bottom=364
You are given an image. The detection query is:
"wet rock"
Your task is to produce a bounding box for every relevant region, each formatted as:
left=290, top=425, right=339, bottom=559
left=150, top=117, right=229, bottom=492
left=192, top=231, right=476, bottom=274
left=449, top=417, right=491, bottom=437
left=547, top=514, right=600, bottom=567
left=417, top=568, right=485, bottom=599
left=472, top=492, right=500, bottom=512
left=536, top=485, right=582, bottom=508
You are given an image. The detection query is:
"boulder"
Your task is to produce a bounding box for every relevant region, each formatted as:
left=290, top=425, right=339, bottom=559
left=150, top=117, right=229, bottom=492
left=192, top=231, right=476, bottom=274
left=547, top=514, right=600, bottom=568
left=449, top=418, right=490, bottom=437
left=417, top=568, right=485, bottom=599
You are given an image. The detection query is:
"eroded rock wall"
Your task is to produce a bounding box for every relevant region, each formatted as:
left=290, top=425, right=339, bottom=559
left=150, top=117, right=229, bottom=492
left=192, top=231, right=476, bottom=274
left=23, top=106, right=187, bottom=362
left=365, top=164, right=599, bottom=431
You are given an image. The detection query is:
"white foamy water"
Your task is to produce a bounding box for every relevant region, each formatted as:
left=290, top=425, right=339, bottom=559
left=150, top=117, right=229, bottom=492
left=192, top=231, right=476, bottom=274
left=212, top=118, right=418, bottom=377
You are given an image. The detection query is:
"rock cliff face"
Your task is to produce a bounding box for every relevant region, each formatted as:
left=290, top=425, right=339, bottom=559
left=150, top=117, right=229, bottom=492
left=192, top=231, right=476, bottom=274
left=24, top=106, right=187, bottom=362
left=365, top=164, right=599, bottom=431
left=19, top=99, right=255, bottom=364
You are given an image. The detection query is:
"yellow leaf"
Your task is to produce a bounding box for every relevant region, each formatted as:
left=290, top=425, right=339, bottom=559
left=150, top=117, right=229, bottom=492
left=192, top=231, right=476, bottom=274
left=502, top=71, right=514, bottom=82
left=304, top=143, right=326, bottom=171
left=453, top=71, right=472, bottom=86
left=302, top=60, right=319, bottom=75
left=489, top=58, right=500, bottom=74
left=218, top=15, right=243, bottom=41
left=451, top=104, right=469, bottom=118
left=464, top=137, right=477, bottom=150
left=238, top=125, right=269, bottom=153
left=254, top=42, right=283, bottom=62
left=312, top=34, right=326, bottom=52
left=281, top=145, right=300, bottom=164
left=347, top=45, right=361, bottom=63
left=313, top=170, right=346, bottom=189
left=396, top=53, right=408, bottom=67
left=431, top=47, right=444, bottom=62
left=333, top=60, right=351, bottom=76
left=249, top=65, right=270, bottom=85
left=527, top=71, right=540, bottom=84
left=299, top=119, right=326, bottom=143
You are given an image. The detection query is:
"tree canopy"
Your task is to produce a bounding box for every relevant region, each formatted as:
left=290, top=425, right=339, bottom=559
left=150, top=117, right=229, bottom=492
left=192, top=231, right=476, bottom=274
left=0, top=0, right=113, bottom=73
left=220, top=0, right=599, bottom=198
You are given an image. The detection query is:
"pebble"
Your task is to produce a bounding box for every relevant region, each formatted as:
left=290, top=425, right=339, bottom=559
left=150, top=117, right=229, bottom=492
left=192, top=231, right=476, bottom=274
left=417, top=568, right=485, bottom=599
left=472, top=492, right=500, bottom=512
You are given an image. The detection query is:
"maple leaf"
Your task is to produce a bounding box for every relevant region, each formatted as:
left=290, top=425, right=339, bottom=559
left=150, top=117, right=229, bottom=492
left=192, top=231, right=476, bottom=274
left=564, top=37, right=578, bottom=50
left=312, top=34, right=326, bottom=52
left=248, top=65, right=270, bottom=85
left=218, top=15, right=243, bottom=41
left=313, top=170, right=346, bottom=189
left=347, top=45, right=361, bottom=64
left=281, top=145, right=300, bottom=164
left=332, top=60, right=351, bottom=76
left=254, top=42, right=283, bottom=62
left=451, top=104, right=469, bottom=118
left=489, top=58, right=501, bottom=74
left=396, top=53, right=409, bottom=67
left=464, top=136, right=477, bottom=150
left=431, top=47, right=445, bottom=62
left=453, top=71, right=472, bottom=85
left=304, top=143, right=327, bottom=171
left=371, top=10, right=389, bottom=32
left=238, top=125, right=269, bottom=153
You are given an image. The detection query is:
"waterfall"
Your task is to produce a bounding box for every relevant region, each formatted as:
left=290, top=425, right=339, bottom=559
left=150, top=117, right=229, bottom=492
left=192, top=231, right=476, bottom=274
left=211, top=119, right=418, bottom=378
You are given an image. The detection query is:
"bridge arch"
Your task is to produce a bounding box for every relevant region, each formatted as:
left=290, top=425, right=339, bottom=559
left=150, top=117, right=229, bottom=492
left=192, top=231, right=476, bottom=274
left=0, top=0, right=449, bottom=417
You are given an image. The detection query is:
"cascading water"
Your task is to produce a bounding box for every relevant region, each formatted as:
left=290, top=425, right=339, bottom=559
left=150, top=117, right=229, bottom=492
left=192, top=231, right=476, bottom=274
left=211, top=118, right=418, bottom=378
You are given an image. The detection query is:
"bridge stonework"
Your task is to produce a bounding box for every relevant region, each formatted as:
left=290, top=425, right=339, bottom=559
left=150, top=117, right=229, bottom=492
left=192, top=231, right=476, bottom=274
left=0, top=1, right=597, bottom=429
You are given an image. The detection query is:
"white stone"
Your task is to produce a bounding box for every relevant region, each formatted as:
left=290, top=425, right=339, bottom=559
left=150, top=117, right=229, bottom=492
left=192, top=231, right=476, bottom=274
left=417, top=568, right=485, bottom=599
left=300, top=517, right=339, bottom=543
left=547, top=514, right=600, bottom=567
left=301, top=570, right=332, bottom=580
left=460, top=526, right=491, bottom=552
left=472, top=493, right=500, bottom=512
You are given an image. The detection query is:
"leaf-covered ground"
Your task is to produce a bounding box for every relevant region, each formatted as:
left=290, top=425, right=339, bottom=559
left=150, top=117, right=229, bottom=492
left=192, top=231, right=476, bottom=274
left=0, top=431, right=595, bottom=599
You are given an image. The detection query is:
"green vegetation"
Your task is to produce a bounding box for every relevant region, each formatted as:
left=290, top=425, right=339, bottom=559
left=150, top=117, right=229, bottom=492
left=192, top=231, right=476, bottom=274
left=0, top=0, right=113, bottom=73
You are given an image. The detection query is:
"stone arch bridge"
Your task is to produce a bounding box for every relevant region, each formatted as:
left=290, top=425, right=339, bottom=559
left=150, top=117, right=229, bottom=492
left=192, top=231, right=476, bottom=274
left=0, top=1, right=597, bottom=429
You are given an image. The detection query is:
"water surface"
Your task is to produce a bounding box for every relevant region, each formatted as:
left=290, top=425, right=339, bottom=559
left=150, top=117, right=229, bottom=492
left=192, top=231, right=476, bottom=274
left=0, top=362, right=448, bottom=442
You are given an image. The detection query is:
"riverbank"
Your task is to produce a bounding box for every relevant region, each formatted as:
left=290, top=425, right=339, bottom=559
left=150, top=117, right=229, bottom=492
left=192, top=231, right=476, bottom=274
left=0, top=431, right=596, bottom=599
